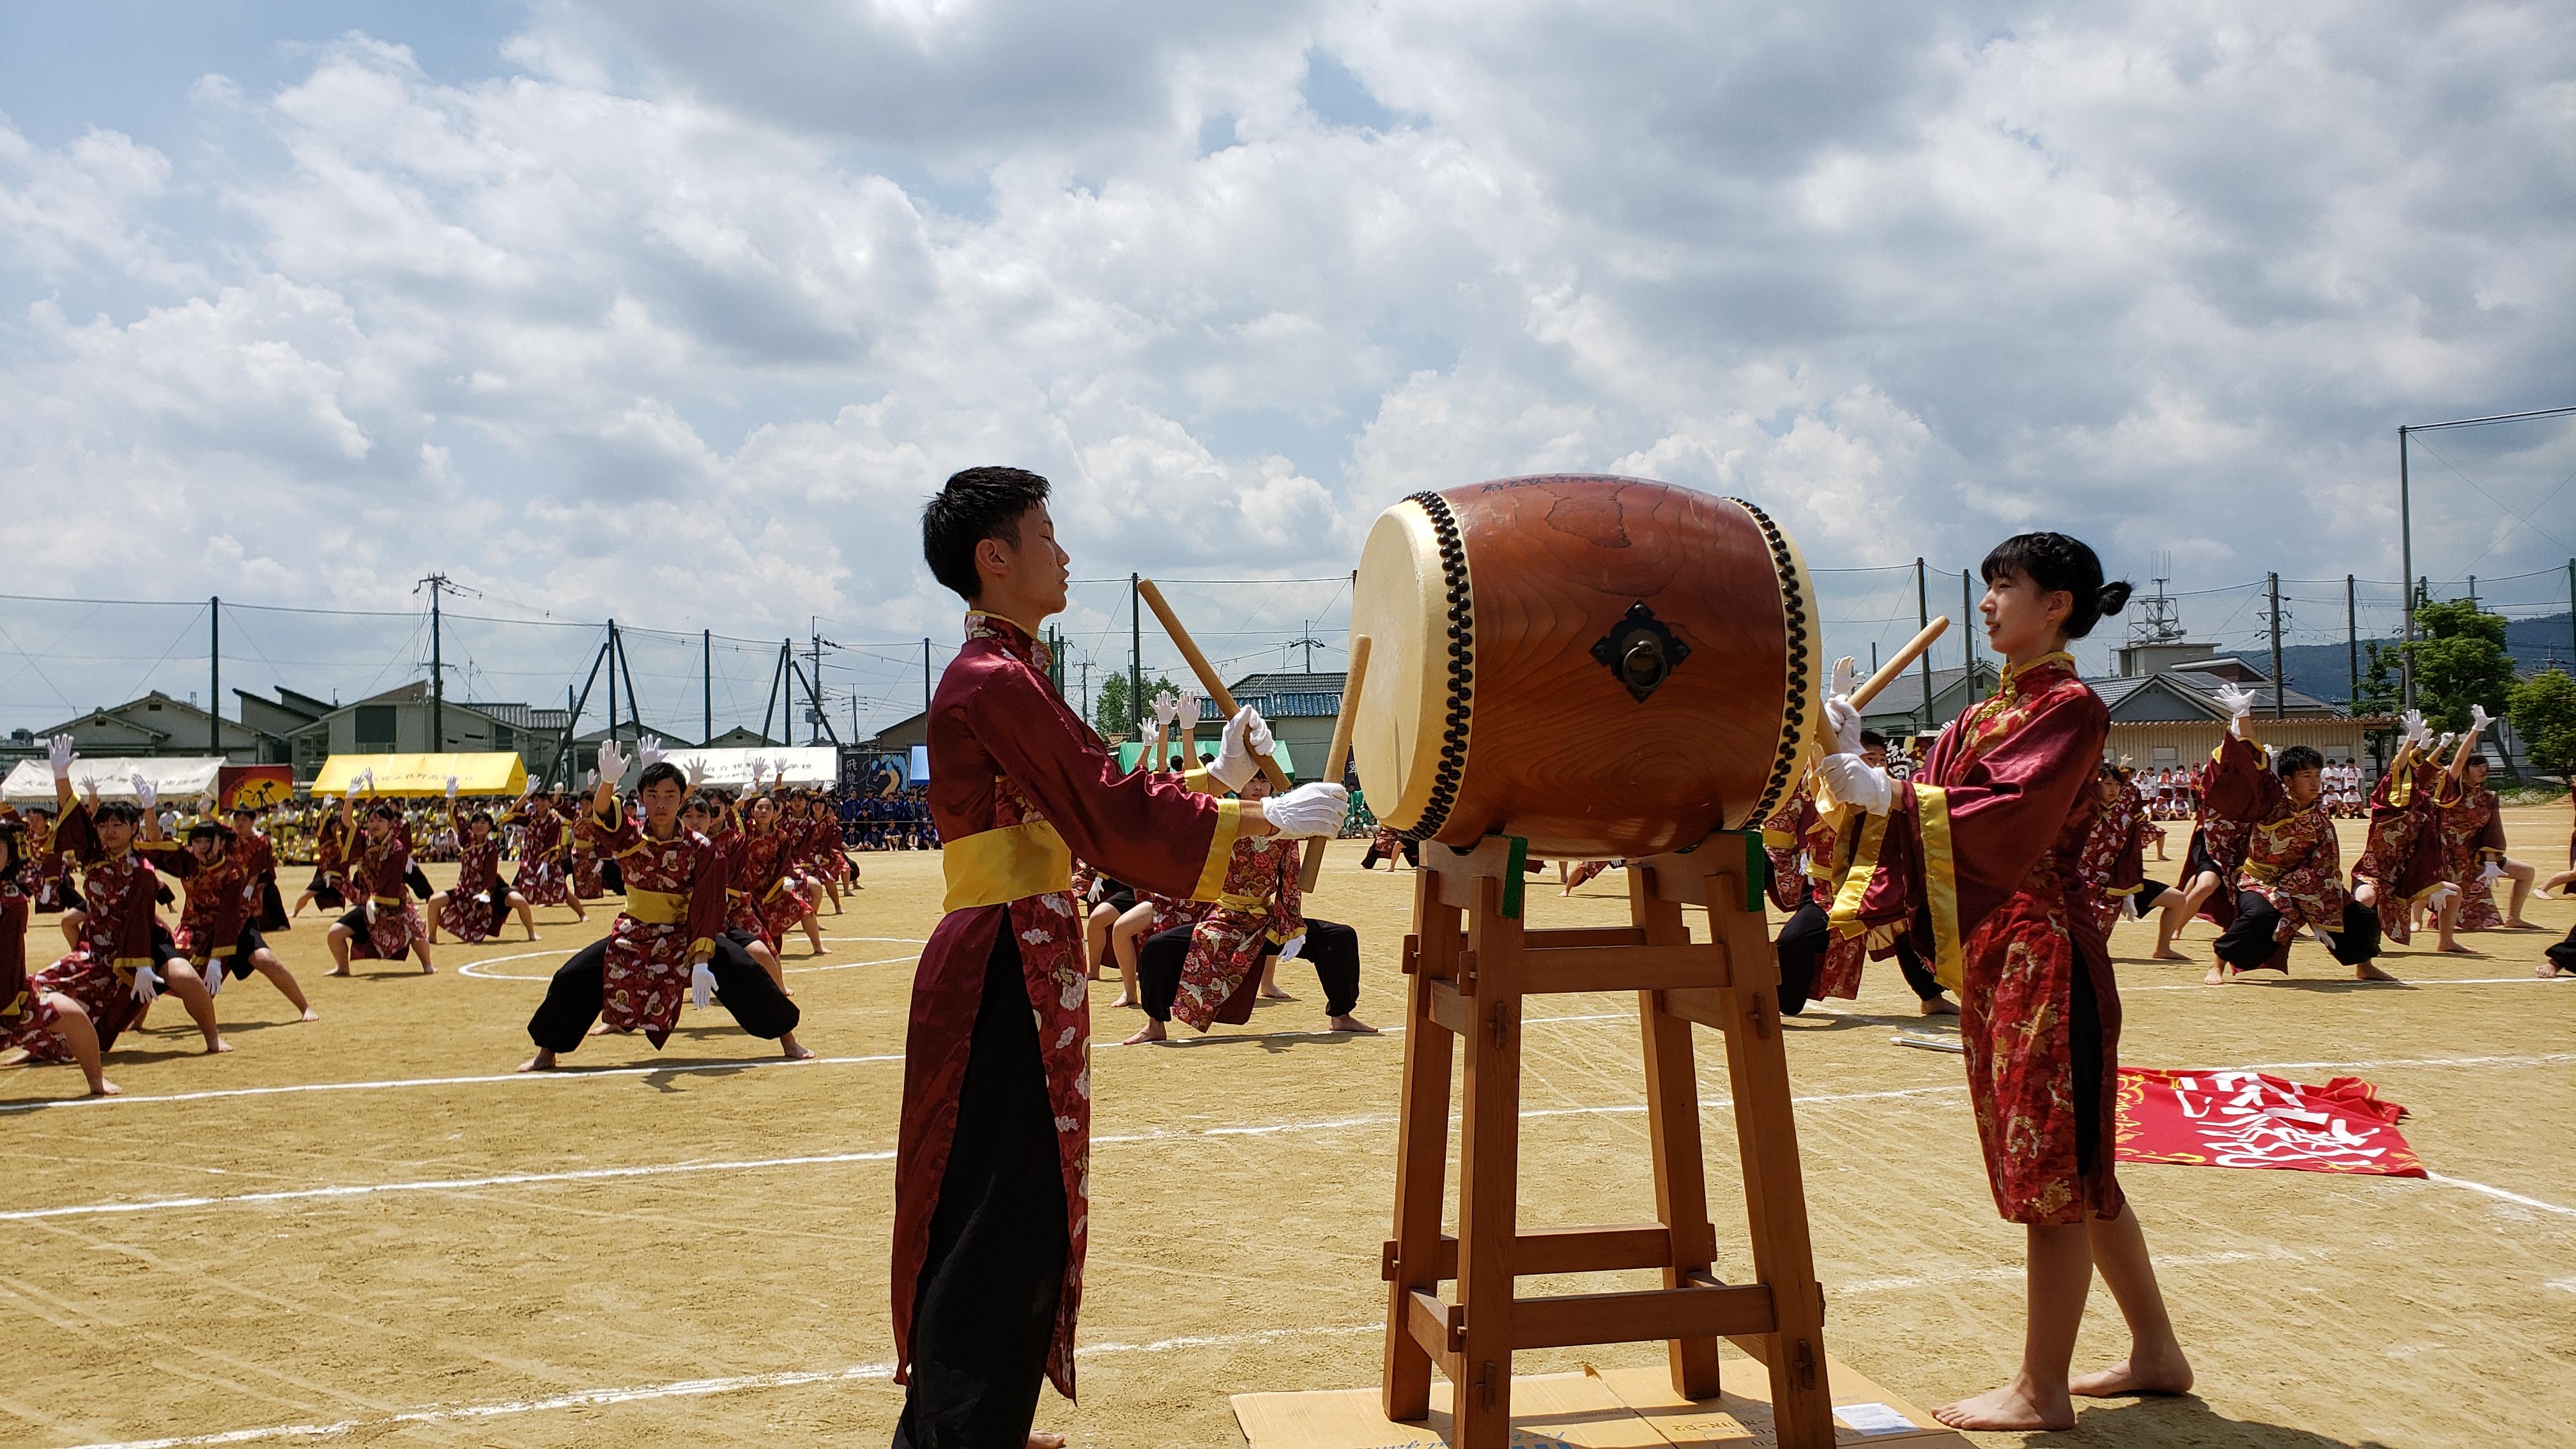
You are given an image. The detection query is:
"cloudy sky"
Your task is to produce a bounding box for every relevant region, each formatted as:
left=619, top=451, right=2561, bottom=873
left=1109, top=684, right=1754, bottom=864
left=3, top=1, right=2571, bottom=735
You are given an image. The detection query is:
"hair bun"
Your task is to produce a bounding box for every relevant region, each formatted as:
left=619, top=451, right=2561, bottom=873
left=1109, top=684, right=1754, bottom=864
left=2097, top=580, right=2134, bottom=615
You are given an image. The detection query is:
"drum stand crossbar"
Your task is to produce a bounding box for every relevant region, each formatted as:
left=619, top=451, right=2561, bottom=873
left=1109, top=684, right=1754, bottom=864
left=1379, top=834, right=1834, bottom=1449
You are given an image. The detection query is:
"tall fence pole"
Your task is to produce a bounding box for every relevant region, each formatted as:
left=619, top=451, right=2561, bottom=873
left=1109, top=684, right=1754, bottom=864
left=1130, top=572, right=1143, bottom=735
left=1915, top=558, right=1935, bottom=730
left=209, top=597, right=221, bottom=756
left=2398, top=426, right=2414, bottom=708
left=702, top=630, right=712, bottom=744
left=1961, top=569, right=1978, bottom=698
left=604, top=619, right=618, bottom=765
left=2345, top=574, right=2359, bottom=710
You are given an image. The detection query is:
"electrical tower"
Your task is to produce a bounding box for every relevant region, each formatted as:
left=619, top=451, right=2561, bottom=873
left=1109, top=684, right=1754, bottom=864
left=2128, top=553, right=2188, bottom=645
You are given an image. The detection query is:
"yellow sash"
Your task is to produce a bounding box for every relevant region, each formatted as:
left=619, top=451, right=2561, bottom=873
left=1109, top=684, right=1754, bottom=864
left=940, top=821, right=1072, bottom=913
left=624, top=888, right=689, bottom=925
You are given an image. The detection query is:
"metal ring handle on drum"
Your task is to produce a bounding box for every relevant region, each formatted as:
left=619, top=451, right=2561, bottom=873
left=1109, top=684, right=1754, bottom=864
left=1729, top=496, right=1814, bottom=829
left=1400, top=489, right=1473, bottom=843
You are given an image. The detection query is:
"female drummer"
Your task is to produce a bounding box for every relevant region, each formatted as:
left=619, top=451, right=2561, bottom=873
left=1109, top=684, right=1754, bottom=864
left=1820, top=532, right=2189, bottom=1431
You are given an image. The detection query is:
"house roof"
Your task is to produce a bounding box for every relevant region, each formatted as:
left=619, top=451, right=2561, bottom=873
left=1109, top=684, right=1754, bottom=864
left=2090, top=668, right=2356, bottom=722
left=38, top=691, right=272, bottom=744
left=1857, top=663, right=2000, bottom=721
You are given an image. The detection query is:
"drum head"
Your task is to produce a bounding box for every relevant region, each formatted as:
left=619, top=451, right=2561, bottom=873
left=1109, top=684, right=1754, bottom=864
left=1349, top=501, right=1454, bottom=835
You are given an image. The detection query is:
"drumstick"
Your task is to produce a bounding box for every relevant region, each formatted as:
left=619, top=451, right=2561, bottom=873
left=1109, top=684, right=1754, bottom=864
left=1847, top=617, right=1950, bottom=711
left=1137, top=579, right=1294, bottom=793
left=1300, top=634, right=1371, bottom=893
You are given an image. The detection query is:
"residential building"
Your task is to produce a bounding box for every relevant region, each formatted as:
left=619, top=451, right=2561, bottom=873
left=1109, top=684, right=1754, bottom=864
left=2093, top=643, right=2384, bottom=770
left=31, top=692, right=278, bottom=765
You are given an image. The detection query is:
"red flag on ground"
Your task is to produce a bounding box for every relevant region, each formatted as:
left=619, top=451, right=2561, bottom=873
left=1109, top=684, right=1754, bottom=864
left=2115, top=1069, right=2425, bottom=1177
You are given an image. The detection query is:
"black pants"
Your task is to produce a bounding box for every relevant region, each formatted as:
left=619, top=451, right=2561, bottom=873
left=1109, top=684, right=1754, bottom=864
left=1135, top=918, right=1363, bottom=1023
left=2213, top=891, right=2381, bottom=970
left=2547, top=921, right=2576, bottom=974
left=208, top=926, right=271, bottom=981
left=893, top=930, right=1068, bottom=1449
left=1772, top=901, right=1942, bottom=1016
left=524, top=933, right=800, bottom=1051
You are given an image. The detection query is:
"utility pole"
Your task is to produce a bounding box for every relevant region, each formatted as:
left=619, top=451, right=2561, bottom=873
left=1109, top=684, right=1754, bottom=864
left=2266, top=572, right=2287, bottom=719
left=2467, top=575, right=2478, bottom=611
left=1285, top=618, right=1326, bottom=673
left=209, top=597, right=221, bottom=755
left=2567, top=558, right=2575, bottom=671
left=1130, top=573, right=1144, bottom=736
left=1915, top=557, right=1934, bottom=730
left=604, top=617, right=618, bottom=766
left=702, top=629, right=712, bottom=744
left=923, top=638, right=932, bottom=730
left=2398, top=425, right=2414, bottom=709
left=2345, top=574, right=2359, bottom=712
left=416, top=573, right=452, bottom=751
left=1078, top=659, right=1091, bottom=720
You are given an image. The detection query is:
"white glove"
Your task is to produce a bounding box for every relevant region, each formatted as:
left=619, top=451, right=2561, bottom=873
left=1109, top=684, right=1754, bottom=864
left=684, top=759, right=708, bottom=789
left=2400, top=709, right=2426, bottom=746
left=2435, top=732, right=2457, bottom=757
left=1151, top=691, right=1181, bottom=729
left=691, top=960, right=717, bottom=1011
left=1177, top=693, right=1202, bottom=730
left=1818, top=753, right=1892, bottom=816
left=2424, top=882, right=2457, bottom=913
left=204, top=960, right=225, bottom=997
left=1275, top=933, right=1305, bottom=963
left=46, top=733, right=76, bottom=779
left=132, top=965, right=161, bottom=1005
left=133, top=774, right=158, bottom=810
left=2214, top=684, right=2256, bottom=735
left=2468, top=704, right=2493, bottom=735
left=594, top=739, right=627, bottom=787
left=2480, top=859, right=2504, bottom=885
left=638, top=737, right=664, bottom=769
left=746, top=755, right=769, bottom=782
left=1824, top=695, right=1863, bottom=758
left=445, top=776, right=459, bottom=801
left=1211, top=705, right=1274, bottom=792
left=1830, top=656, right=1859, bottom=702
left=1260, top=781, right=1349, bottom=839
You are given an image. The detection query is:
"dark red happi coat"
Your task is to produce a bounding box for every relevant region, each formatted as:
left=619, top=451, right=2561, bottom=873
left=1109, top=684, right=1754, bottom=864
left=893, top=613, right=1235, bottom=1400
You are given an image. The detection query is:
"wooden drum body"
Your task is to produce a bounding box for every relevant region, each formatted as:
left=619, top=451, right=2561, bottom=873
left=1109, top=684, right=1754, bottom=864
left=1351, top=474, right=1819, bottom=859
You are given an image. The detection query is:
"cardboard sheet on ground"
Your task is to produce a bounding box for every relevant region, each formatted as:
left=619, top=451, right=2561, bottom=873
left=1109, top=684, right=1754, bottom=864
left=3, top=756, right=223, bottom=805
left=2115, top=1068, right=2423, bottom=1177
left=310, top=753, right=527, bottom=797
left=1232, top=1355, right=1965, bottom=1447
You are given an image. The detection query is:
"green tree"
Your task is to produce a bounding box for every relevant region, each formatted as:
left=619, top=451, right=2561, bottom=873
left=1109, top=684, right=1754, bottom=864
left=2509, top=668, right=2576, bottom=779
left=1089, top=670, right=1180, bottom=738
left=2352, top=640, right=2405, bottom=760
left=2409, top=597, right=2517, bottom=733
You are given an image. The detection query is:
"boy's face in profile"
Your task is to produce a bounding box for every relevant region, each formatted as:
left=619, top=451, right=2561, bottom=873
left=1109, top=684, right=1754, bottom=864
left=989, top=502, right=1071, bottom=619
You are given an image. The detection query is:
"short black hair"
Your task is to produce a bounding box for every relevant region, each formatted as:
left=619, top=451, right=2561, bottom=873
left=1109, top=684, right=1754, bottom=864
left=188, top=822, right=227, bottom=843
left=0, top=822, right=21, bottom=874
left=95, top=800, right=144, bottom=825
left=1981, top=532, right=2132, bottom=641
left=368, top=802, right=401, bottom=820
left=923, top=466, right=1050, bottom=601
left=638, top=761, right=686, bottom=793
left=469, top=809, right=494, bottom=827
left=1859, top=729, right=1887, bottom=749
left=229, top=805, right=255, bottom=820
left=2275, top=744, right=2324, bottom=778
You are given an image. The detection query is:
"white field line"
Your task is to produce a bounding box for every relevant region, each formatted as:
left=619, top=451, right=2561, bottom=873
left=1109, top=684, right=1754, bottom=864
left=0, top=1055, right=905, bottom=1116
left=8, top=1051, right=2564, bottom=1220
left=2123, top=975, right=2573, bottom=991
left=2424, top=1173, right=2576, bottom=1218
left=50, top=1323, right=1379, bottom=1449
left=456, top=937, right=924, bottom=981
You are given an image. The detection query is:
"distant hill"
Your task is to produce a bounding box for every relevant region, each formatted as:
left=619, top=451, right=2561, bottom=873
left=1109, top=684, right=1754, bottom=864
left=2228, top=611, right=2573, bottom=705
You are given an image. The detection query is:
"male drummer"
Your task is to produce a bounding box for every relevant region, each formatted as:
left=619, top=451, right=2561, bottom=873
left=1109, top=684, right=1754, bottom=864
left=893, top=465, right=1349, bottom=1448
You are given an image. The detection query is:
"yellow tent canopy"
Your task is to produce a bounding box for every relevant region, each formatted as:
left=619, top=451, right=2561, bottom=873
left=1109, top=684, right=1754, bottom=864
left=311, top=753, right=527, bottom=797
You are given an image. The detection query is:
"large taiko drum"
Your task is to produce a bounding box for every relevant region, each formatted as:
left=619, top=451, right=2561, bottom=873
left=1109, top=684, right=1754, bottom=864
left=1351, top=474, right=1821, bottom=859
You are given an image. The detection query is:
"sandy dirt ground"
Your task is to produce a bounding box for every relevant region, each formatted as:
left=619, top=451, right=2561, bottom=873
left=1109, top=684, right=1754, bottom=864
left=5, top=808, right=2572, bottom=1448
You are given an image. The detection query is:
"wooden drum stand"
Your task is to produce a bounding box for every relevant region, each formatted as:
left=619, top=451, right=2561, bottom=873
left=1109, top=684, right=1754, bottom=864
left=1379, top=833, right=1835, bottom=1449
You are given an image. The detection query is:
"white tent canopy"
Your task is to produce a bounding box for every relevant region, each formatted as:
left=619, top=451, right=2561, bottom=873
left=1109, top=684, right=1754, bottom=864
left=643, top=747, right=841, bottom=789
left=3, top=756, right=226, bottom=806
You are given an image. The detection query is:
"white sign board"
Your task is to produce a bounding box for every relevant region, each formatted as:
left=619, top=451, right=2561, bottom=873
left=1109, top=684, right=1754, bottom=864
left=2, top=757, right=226, bottom=806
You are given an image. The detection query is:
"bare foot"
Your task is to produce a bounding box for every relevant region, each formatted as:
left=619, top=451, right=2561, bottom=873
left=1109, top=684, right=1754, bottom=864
left=1917, top=995, right=1959, bottom=1016
left=301, top=1008, right=321, bottom=1022
left=2071, top=1349, right=2194, bottom=1399
left=419, top=963, right=436, bottom=975
left=1028, top=1434, right=1066, bottom=1449
left=325, top=967, right=351, bottom=977
left=1327, top=1013, right=1379, bottom=1033
left=1107, top=992, right=1135, bottom=1009
left=203, top=1036, right=233, bottom=1055
left=88, top=1078, right=125, bottom=1097
left=2149, top=948, right=2192, bottom=962
left=2437, top=942, right=2475, bottom=955
left=2543, top=963, right=2572, bottom=979
left=2202, top=963, right=2232, bottom=985
left=1933, top=1378, right=2075, bottom=1432
left=1121, top=1020, right=1166, bottom=1045
left=2352, top=962, right=2397, bottom=982
left=2505, top=917, right=2536, bottom=930
left=1261, top=986, right=1297, bottom=1000
left=518, top=1050, right=558, bottom=1073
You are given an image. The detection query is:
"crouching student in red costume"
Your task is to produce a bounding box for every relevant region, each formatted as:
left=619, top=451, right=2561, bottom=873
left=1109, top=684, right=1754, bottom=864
left=1821, top=533, right=2189, bottom=1431
left=893, top=466, right=1347, bottom=1449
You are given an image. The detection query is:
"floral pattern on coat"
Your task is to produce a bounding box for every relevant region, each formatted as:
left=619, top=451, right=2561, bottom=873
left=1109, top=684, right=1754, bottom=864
left=1172, top=834, right=1301, bottom=1031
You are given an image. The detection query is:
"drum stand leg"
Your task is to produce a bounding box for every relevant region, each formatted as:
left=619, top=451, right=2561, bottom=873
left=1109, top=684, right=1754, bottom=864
left=1379, top=836, right=1835, bottom=1449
